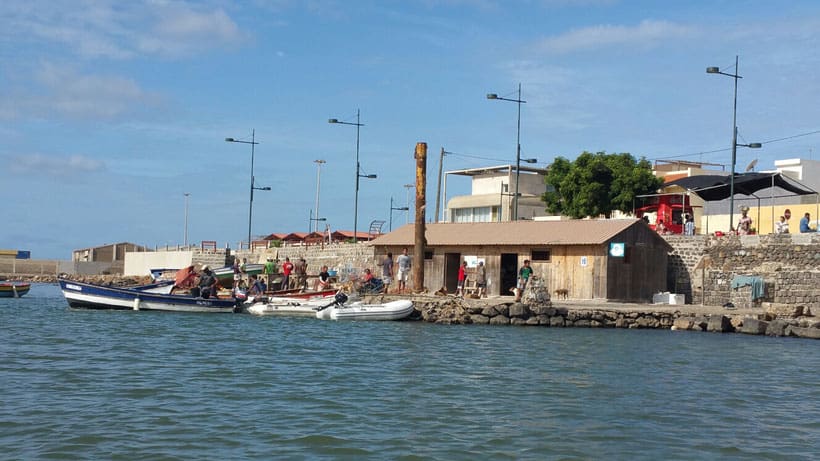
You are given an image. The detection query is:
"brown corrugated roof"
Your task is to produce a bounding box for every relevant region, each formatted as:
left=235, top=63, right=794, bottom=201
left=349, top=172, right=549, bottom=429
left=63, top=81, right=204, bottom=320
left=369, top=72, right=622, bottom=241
left=371, top=219, right=647, bottom=246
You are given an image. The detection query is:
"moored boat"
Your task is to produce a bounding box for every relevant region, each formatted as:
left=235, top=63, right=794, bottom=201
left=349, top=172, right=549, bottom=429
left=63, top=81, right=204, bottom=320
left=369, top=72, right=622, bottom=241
left=213, top=264, right=264, bottom=287
left=245, top=294, right=337, bottom=316
left=315, top=295, right=414, bottom=321
left=0, top=282, right=31, bottom=298
left=58, top=279, right=238, bottom=313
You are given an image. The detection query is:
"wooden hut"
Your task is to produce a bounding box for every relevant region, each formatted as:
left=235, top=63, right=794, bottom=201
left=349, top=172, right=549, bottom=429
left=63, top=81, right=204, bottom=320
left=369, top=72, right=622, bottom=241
left=371, top=219, right=672, bottom=301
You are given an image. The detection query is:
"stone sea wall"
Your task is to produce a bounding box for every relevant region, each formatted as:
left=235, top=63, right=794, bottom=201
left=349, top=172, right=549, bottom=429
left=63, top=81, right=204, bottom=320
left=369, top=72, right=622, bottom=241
left=398, top=296, right=820, bottom=340
left=665, top=233, right=820, bottom=312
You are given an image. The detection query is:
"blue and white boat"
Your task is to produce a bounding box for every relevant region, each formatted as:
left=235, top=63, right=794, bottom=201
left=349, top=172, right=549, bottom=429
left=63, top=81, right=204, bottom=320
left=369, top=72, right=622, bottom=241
left=58, top=279, right=238, bottom=313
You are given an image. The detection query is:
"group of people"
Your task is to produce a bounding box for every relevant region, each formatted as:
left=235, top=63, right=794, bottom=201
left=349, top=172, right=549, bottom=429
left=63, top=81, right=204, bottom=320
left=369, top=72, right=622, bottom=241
left=360, top=247, right=412, bottom=294
left=776, top=209, right=817, bottom=234
left=454, top=259, right=489, bottom=298
left=652, top=207, right=817, bottom=235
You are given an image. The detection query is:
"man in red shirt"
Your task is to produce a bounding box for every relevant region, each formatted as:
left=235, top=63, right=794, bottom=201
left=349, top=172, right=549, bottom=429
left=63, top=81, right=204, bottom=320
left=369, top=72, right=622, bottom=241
left=281, top=257, right=294, bottom=290
left=456, top=260, right=467, bottom=297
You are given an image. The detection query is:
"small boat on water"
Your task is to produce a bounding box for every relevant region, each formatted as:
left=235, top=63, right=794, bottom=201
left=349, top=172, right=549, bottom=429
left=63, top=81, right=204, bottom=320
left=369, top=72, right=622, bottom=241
left=314, top=293, right=415, bottom=321
left=0, top=282, right=31, bottom=298
left=246, top=294, right=337, bottom=316
left=58, top=279, right=238, bottom=313
left=213, top=264, right=265, bottom=287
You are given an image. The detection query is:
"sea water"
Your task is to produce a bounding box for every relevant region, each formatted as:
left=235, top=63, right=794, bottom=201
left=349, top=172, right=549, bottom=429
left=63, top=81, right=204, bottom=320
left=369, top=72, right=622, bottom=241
left=1, top=284, right=818, bottom=460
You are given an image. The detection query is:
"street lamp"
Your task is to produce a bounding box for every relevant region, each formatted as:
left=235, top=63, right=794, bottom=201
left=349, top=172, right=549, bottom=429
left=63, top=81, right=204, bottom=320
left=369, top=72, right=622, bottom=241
left=225, top=130, right=271, bottom=248
left=487, top=83, right=526, bottom=220
left=183, top=193, right=190, bottom=247
left=313, top=159, right=326, bottom=233
left=707, top=56, right=762, bottom=231
left=309, top=210, right=327, bottom=233
left=403, top=183, right=413, bottom=224
left=329, top=109, right=376, bottom=242
left=390, top=196, right=410, bottom=232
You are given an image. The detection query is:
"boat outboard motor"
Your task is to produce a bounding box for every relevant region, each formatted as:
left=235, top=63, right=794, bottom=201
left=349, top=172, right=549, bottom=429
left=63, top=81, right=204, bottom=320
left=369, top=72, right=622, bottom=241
left=334, top=292, right=348, bottom=305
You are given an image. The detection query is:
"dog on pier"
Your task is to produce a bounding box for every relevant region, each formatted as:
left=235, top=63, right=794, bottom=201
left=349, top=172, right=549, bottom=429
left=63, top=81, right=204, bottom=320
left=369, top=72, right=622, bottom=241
left=554, top=288, right=569, bottom=300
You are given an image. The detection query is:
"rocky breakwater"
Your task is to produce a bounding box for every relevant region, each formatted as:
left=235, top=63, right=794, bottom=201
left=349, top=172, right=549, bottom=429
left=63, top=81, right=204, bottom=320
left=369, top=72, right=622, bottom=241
left=2, top=274, right=154, bottom=286
left=379, top=294, right=820, bottom=340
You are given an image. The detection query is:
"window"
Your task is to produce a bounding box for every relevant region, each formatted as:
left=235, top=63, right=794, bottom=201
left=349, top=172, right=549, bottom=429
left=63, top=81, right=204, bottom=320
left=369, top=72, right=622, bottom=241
left=424, top=250, right=433, bottom=260
left=453, top=206, right=494, bottom=223
left=531, top=250, right=550, bottom=261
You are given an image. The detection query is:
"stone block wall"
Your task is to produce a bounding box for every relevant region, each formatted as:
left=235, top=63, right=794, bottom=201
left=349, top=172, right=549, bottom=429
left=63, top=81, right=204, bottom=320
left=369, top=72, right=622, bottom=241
left=233, top=243, right=378, bottom=281
left=664, top=235, right=709, bottom=303
left=666, top=233, right=820, bottom=311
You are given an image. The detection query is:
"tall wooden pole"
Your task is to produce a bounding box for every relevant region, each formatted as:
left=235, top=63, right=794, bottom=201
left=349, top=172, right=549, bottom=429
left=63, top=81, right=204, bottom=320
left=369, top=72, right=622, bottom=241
left=413, top=142, right=427, bottom=293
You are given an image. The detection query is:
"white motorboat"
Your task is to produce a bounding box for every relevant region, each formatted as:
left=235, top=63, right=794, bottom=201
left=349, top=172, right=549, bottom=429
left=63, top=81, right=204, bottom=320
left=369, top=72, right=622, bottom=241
left=315, top=295, right=414, bottom=321
left=245, top=294, right=337, bottom=316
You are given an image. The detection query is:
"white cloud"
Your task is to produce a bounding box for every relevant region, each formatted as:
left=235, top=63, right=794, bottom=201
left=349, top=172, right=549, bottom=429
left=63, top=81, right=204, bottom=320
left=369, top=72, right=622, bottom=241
left=0, top=1, right=244, bottom=60
left=0, top=63, right=159, bottom=121
left=537, top=19, right=697, bottom=54
left=9, top=153, right=106, bottom=176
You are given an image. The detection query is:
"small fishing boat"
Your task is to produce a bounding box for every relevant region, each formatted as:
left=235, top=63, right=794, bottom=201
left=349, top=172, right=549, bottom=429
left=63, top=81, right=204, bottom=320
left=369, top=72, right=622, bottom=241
left=0, top=282, right=31, bottom=298
left=58, top=279, right=238, bottom=313
left=314, top=294, right=414, bottom=321
left=213, top=263, right=265, bottom=287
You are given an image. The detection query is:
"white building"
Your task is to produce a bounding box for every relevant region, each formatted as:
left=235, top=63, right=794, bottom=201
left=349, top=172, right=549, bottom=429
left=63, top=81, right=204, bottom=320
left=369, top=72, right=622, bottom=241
left=441, top=164, right=549, bottom=223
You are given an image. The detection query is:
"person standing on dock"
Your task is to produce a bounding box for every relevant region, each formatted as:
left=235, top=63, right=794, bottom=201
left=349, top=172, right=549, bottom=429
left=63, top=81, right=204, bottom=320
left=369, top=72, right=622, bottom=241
left=396, top=247, right=411, bottom=294
left=475, top=261, right=487, bottom=298
left=382, top=252, right=394, bottom=294
left=281, top=257, right=294, bottom=290
left=232, top=257, right=241, bottom=289
left=264, top=258, right=276, bottom=287
left=456, top=260, right=467, bottom=298
left=294, top=257, right=308, bottom=291
left=516, top=259, right=533, bottom=302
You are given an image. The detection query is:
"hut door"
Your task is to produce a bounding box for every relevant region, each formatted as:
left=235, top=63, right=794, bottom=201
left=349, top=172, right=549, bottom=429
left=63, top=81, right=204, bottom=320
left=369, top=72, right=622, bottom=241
left=444, top=253, right=461, bottom=293
left=500, top=253, right=518, bottom=296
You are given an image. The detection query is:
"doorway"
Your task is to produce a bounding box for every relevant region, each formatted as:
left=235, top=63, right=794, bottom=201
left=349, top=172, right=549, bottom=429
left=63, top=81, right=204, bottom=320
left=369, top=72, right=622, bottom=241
left=500, top=253, right=518, bottom=296
left=444, top=253, right=461, bottom=293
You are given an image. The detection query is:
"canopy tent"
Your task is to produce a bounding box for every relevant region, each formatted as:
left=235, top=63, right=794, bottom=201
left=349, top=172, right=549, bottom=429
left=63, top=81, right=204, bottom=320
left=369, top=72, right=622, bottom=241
left=661, top=172, right=819, bottom=234
left=665, top=172, right=817, bottom=201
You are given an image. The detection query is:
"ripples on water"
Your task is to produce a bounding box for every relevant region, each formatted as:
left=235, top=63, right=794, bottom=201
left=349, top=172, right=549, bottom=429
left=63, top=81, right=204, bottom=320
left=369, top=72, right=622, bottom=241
left=1, top=284, right=818, bottom=460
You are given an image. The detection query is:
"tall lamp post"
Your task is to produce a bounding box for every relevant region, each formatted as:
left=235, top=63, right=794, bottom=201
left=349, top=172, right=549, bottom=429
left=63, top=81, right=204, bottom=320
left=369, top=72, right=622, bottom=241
left=390, top=196, right=409, bottom=231
left=403, top=183, right=413, bottom=224
left=707, top=56, right=762, bottom=231
left=183, top=192, right=190, bottom=247
left=329, top=109, right=376, bottom=242
left=226, top=130, right=271, bottom=248
left=313, top=159, right=326, bottom=233
left=487, top=83, right=526, bottom=220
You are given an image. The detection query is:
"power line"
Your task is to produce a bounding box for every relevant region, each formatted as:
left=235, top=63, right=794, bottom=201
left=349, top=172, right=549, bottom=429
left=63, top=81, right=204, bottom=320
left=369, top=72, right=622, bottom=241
left=652, top=128, right=820, bottom=162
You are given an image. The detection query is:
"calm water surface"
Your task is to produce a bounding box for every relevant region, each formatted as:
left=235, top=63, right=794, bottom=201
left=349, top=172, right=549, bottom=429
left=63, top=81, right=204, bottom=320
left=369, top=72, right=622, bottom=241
left=1, top=284, right=818, bottom=460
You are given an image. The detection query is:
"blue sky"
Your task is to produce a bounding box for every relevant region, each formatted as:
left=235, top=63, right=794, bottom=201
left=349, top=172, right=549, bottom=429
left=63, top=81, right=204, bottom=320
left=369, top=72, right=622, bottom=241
left=3, top=0, right=820, bottom=259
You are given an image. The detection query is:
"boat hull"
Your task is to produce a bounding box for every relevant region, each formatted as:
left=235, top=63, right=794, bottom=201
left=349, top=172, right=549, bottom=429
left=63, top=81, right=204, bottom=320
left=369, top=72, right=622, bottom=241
left=316, top=299, right=414, bottom=321
left=59, top=279, right=237, bottom=313
left=246, top=297, right=335, bottom=316
left=0, top=282, right=30, bottom=298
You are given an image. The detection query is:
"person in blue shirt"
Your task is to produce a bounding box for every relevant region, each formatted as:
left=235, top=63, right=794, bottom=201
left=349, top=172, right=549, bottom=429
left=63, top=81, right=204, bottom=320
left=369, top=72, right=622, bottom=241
left=799, top=212, right=815, bottom=233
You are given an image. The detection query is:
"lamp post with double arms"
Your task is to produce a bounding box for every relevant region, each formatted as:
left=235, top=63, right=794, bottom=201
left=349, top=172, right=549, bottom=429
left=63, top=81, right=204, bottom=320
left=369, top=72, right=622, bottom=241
left=487, top=83, right=526, bottom=221
left=329, top=109, right=376, bottom=241
left=225, top=130, right=270, bottom=248
left=707, top=56, right=761, bottom=231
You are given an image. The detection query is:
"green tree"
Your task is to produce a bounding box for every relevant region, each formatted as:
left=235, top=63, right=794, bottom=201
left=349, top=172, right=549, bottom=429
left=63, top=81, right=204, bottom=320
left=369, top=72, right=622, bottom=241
left=542, top=151, right=662, bottom=219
